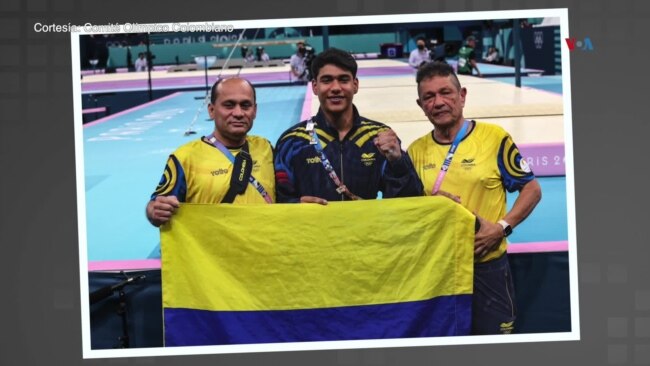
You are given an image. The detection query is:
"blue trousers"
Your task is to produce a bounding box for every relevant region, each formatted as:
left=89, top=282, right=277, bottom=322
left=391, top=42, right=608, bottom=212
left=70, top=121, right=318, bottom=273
left=472, top=253, right=517, bottom=335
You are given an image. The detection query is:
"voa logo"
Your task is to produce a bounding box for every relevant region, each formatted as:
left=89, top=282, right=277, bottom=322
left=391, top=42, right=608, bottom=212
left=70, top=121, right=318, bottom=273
left=565, top=37, right=594, bottom=51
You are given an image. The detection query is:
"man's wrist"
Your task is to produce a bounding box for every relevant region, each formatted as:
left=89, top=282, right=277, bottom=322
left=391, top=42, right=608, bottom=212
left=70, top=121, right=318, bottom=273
left=497, top=219, right=512, bottom=237
left=386, top=153, right=408, bottom=174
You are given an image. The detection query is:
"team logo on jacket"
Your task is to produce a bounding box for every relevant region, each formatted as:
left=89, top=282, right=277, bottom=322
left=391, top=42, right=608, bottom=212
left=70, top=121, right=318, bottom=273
left=306, top=156, right=322, bottom=164
left=211, top=168, right=229, bottom=176
left=519, top=158, right=531, bottom=173
left=500, top=321, right=514, bottom=334
left=423, top=163, right=436, bottom=170
left=361, top=152, right=376, bottom=166
left=461, top=158, right=476, bottom=169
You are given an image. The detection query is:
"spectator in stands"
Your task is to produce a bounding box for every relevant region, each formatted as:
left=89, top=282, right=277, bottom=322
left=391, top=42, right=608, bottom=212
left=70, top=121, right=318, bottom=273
left=256, top=47, right=270, bottom=62
left=290, top=41, right=309, bottom=82
left=408, top=37, right=431, bottom=68
left=483, top=47, right=500, bottom=64
left=134, top=53, right=147, bottom=72
left=244, top=48, right=255, bottom=63
left=457, top=36, right=482, bottom=77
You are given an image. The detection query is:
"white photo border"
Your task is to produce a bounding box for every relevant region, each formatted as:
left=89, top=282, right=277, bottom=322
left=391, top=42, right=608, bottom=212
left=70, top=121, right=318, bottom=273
left=72, top=7, right=579, bottom=359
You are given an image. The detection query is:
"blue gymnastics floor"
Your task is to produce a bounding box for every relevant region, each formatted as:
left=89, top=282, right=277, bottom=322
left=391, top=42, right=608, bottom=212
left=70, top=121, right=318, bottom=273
left=446, top=60, right=545, bottom=76
left=83, top=86, right=568, bottom=263
left=384, top=60, right=563, bottom=95
left=447, top=59, right=564, bottom=95
left=507, top=176, right=568, bottom=243
left=83, top=86, right=305, bottom=262
left=491, top=75, right=563, bottom=95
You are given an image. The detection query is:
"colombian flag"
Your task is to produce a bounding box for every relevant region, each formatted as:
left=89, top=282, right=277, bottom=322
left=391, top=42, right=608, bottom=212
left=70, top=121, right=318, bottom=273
left=161, top=196, right=475, bottom=346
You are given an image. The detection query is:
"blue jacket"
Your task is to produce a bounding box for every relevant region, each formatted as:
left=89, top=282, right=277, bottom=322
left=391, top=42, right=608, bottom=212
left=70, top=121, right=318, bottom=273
left=274, top=106, right=423, bottom=202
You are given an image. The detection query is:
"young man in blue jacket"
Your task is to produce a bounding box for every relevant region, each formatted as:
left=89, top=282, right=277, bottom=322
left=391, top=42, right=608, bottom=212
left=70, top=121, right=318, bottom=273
left=274, top=48, right=422, bottom=203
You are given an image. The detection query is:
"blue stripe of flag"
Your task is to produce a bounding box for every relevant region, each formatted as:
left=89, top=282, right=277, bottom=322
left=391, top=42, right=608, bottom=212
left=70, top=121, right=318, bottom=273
left=165, top=294, right=471, bottom=346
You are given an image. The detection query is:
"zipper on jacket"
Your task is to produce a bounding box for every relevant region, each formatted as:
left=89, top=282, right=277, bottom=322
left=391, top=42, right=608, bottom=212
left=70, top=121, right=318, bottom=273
left=339, top=141, right=345, bottom=200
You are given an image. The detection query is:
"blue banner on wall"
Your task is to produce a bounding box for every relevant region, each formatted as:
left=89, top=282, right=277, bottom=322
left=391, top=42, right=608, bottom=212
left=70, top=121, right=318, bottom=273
left=520, top=26, right=559, bottom=75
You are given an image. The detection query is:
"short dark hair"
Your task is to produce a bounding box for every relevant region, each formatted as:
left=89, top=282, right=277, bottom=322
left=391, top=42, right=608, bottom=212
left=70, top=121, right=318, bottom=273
left=209, top=77, right=257, bottom=104
left=416, top=61, right=462, bottom=91
left=416, top=36, right=427, bottom=43
left=310, top=48, right=358, bottom=79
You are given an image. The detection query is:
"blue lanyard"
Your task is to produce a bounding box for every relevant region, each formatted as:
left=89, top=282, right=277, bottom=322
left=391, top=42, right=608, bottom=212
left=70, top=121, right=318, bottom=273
left=432, top=120, right=470, bottom=194
left=205, top=135, right=273, bottom=203
left=306, top=120, right=361, bottom=200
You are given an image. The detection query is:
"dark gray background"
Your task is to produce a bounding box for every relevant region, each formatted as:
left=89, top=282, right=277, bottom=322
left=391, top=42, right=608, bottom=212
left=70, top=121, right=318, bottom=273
left=1, top=0, right=649, bottom=364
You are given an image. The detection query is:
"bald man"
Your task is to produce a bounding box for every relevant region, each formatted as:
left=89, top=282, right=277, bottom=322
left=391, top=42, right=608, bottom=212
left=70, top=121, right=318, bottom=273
left=146, top=77, right=275, bottom=226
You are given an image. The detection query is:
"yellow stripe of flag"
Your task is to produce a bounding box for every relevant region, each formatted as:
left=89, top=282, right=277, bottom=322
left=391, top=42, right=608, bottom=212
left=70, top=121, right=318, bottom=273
left=161, top=196, right=475, bottom=312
